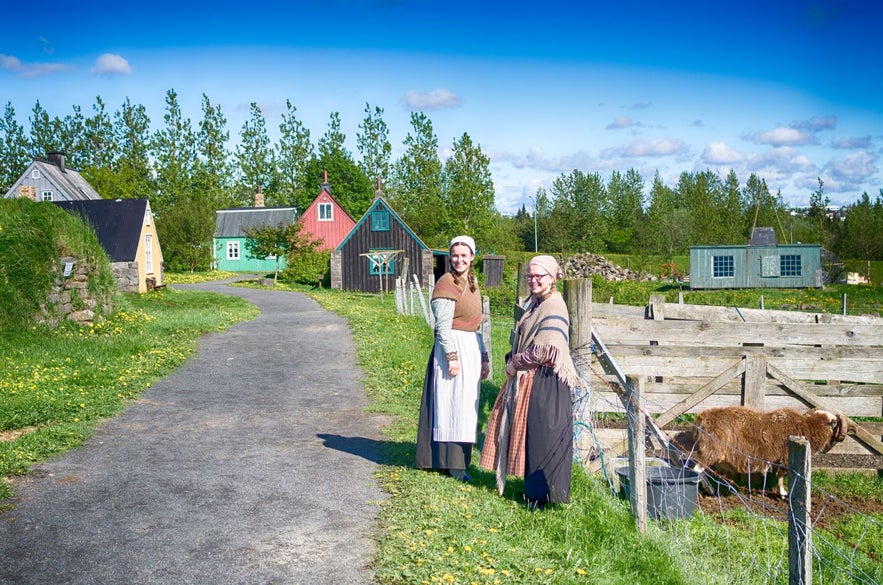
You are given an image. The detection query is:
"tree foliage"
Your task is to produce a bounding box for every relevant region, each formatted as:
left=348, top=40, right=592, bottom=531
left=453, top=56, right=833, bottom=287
left=242, top=220, right=316, bottom=282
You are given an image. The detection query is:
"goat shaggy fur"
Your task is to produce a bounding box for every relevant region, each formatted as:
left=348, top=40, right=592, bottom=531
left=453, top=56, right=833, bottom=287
left=690, top=406, right=849, bottom=497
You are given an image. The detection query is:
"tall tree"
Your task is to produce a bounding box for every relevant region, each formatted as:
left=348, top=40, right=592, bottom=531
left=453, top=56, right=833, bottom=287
left=28, top=101, right=60, bottom=159
left=57, top=105, right=88, bottom=169
left=646, top=171, right=687, bottom=256
left=112, top=97, right=154, bottom=199
left=356, top=103, right=392, bottom=185
left=606, top=168, right=645, bottom=253
left=0, top=102, right=30, bottom=192
left=388, top=112, right=444, bottom=244
left=808, top=177, right=832, bottom=248
left=441, top=132, right=497, bottom=244
left=152, top=89, right=197, bottom=212
left=550, top=169, right=607, bottom=253
left=79, top=96, right=119, bottom=198
left=839, top=191, right=883, bottom=281
left=234, top=102, right=275, bottom=206
left=275, top=99, right=314, bottom=211
left=303, top=111, right=372, bottom=218
left=194, top=93, right=233, bottom=208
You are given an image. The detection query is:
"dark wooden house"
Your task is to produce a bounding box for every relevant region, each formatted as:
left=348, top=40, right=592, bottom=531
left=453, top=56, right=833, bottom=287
left=331, top=187, right=443, bottom=292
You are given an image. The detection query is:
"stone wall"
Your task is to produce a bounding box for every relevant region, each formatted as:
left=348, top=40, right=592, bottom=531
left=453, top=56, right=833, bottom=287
left=39, top=256, right=113, bottom=327
left=112, top=261, right=140, bottom=293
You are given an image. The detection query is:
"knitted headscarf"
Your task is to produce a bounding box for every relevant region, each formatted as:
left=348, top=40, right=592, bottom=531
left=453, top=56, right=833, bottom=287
left=529, top=255, right=563, bottom=280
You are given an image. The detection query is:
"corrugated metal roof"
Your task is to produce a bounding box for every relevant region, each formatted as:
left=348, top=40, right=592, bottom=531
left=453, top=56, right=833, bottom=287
left=55, top=199, right=149, bottom=262
left=3, top=156, right=102, bottom=201
left=215, top=207, right=297, bottom=237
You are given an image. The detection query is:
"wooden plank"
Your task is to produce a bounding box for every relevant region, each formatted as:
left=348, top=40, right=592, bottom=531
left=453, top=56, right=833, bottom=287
left=767, top=363, right=883, bottom=456
left=595, top=317, right=882, bottom=347
left=604, top=344, right=883, bottom=361
left=744, top=354, right=767, bottom=409
left=653, top=360, right=746, bottom=428
left=660, top=302, right=882, bottom=325
left=607, top=354, right=883, bottom=383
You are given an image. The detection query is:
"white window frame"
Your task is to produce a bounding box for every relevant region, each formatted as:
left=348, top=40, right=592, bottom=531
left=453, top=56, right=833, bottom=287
left=41, top=190, right=53, bottom=202
left=144, top=234, right=154, bottom=274
left=227, top=241, right=240, bottom=260
left=31, top=169, right=40, bottom=179
left=318, top=202, right=333, bottom=221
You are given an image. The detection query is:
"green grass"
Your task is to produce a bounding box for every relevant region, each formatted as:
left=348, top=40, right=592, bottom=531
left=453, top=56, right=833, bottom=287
left=284, top=282, right=883, bottom=585
left=0, top=287, right=259, bottom=498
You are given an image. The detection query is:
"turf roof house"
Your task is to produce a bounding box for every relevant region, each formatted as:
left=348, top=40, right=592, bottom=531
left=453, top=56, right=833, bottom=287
left=54, top=199, right=165, bottom=293
left=3, top=152, right=101, bottom=202
left=297, top=173, right=356, bottom=251
left=331, top=181, right=445, bottom=292
left=213, top=189, right=297, bottom=273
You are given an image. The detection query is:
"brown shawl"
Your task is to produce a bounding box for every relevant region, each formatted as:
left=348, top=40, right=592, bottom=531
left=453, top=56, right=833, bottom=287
left=431, top=272, right=482, bottom=331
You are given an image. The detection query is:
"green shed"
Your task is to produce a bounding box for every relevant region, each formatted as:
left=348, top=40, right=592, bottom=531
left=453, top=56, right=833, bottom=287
left=213, top=206, right=297, bottom=273
left=689, top=229, right=822, bottom=289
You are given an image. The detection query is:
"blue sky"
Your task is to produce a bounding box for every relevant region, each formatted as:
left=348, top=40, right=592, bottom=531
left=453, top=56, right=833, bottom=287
left=2, top=0, right=881, bottom=214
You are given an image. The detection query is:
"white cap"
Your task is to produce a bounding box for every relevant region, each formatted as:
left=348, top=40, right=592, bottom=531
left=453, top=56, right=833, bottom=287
left=449, top=235, right=476, bottom=255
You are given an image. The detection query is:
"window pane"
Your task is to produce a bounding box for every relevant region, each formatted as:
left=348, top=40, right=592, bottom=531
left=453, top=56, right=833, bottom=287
left=780, top=254, right=801, bottom=276
left=712, top=255, right=734, bottom=278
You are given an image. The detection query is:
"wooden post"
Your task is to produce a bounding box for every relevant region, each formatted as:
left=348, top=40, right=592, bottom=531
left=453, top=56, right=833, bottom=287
left=842, top=293, right=847, bottom=316
left=649, top=294, right=665, bottom=320
left=678, top=290, right=684, bottom=304
left=482, top=296, right=492, bottom=377
left=760, top=295, right=765, bottom=310
left=627, top=375, right=647, bottom=533
left=564, top=278, right=592, bottom=352
left=788, top=436, right=812, bottom=585
left=742, top=354, right=767, bottom=409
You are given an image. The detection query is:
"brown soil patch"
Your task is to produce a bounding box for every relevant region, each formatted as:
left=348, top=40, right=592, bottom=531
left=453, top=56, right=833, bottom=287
left=0, top=426, right=38, bottom=443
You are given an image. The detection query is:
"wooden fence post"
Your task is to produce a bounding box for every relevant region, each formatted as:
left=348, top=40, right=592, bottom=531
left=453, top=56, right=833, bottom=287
left=564, top=278, right=592, bottom=353
left=482, top=296, right=492, bottom=377
left=788, top=436, right=812, bottom=585
left=627, top=375, right=647, bottom=533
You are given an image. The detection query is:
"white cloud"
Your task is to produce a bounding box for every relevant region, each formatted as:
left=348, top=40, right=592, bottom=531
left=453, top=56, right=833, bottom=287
left=401, top=88, right=462, bottom=111
left=90, top=53, right=132, bottom=75
left=749, top=126, right=816, bottom=147
left=825, top=150, right=878, bottom=186
left=606, top=115, right=634, bottom=130
left=702, top=141, right=745, bottom=165
left=831, top=136, right=871, bottom=149
left=0, top=53, right=73, bottom=78
left=617, top=138, right=687, bottom=157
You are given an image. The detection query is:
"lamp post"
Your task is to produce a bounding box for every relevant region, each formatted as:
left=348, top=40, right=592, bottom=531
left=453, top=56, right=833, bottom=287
left=529, top=194, right=538, bottom=252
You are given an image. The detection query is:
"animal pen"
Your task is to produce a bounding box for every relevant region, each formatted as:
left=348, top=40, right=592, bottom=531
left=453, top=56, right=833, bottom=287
left=566, top=279, right=882, bottom=584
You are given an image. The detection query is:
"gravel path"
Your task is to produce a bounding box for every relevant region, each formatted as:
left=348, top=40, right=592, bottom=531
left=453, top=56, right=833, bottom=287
left=0, top=280, right=389, bottom=584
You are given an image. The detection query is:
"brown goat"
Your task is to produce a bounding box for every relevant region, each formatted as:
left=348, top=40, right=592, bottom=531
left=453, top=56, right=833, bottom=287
left=690, top=406, right=849, bottom=497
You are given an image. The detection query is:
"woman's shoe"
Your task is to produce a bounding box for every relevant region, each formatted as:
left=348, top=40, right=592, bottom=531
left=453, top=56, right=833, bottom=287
left=449, top=469, right=472, bottom=483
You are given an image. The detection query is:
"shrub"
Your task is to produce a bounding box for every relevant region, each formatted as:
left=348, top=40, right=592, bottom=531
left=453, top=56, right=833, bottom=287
left=281, top=248, right=331, bottom=286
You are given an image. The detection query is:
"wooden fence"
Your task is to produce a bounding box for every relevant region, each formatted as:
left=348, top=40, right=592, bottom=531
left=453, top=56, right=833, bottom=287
left=563, top=280, right=883, bottom=470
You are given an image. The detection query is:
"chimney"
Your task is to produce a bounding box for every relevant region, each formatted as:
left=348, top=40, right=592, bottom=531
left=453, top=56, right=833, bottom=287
left=254, top=185, right=265, bottom=207
left=47, top=151, right=66, bottom=173
left=374, top=177, right=384, bottom=200
left=321, top=169, right=331, bottom=194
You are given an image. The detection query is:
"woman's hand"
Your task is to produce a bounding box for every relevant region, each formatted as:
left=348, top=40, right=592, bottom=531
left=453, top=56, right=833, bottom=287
left=505, top=360, right=517, bottom=378
left=448, top=359, right=461, bottom=377
left=480, top=361, right=491, bottom=380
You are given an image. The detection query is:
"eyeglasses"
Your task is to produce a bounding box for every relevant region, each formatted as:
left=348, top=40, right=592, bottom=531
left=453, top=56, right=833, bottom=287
left=525, top=274, right=548, bottom=282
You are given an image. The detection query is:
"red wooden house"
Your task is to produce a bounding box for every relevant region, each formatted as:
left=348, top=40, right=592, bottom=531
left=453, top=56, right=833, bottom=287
left=298, top=174, right=356, bottom=251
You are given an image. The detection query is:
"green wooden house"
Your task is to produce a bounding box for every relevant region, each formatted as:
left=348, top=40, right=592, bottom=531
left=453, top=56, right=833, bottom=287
left=213, top=205, right=297, bottom=273
left=689, top=228, right=823, bottom=289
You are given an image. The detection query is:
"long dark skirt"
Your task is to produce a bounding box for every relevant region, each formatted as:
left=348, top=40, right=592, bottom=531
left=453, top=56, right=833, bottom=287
left=524, top=367, right=573, bottom=504
left=415, top=350, right=472, bottom=471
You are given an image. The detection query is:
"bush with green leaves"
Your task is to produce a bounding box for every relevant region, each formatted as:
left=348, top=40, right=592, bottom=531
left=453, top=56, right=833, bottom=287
left=281, top=248, right=331, bottom=285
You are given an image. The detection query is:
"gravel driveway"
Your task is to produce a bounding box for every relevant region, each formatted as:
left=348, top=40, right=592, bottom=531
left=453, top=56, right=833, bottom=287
left=0, top=280, right=390, bottom=584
